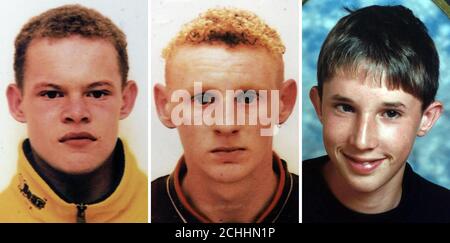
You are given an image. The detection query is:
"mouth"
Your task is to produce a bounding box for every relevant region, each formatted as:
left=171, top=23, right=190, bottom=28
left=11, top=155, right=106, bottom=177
left=343, top=153, right=385, bottom=174
left=59, top=132, right=97, bottom=143
left=210, top=147, right=246, bottom=153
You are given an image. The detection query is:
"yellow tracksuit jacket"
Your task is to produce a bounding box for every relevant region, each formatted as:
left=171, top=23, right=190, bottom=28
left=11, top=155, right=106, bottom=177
left=0, top=139, right=147, bottom=223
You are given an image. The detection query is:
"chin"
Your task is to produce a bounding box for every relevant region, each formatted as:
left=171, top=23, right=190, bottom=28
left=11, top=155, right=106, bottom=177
left=52, top=157, right=104, bottom=175
left=345, top=176, right=385, bottom=193
left=206, top=164, right=250, bottom=184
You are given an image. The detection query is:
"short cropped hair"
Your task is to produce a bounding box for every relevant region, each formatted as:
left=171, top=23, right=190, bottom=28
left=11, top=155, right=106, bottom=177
left=162, top=7, right=285, bottom=59
left=14, top=4, right=128, bottom=89
left=317, top=5, right=439, bottom=110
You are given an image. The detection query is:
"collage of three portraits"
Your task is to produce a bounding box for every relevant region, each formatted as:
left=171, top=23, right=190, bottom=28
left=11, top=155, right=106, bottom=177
left=0, top=0, right=449, bottom=223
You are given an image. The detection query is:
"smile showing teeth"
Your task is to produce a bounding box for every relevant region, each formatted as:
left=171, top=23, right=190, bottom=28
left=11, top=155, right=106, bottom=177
left=362, top=162, right=373, bottom=169
left=343, top=153, right=384, bottom=175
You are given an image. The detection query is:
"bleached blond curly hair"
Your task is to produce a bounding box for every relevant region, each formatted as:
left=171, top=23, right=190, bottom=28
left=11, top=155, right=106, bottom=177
left=162, top=7, right=285, bottom=59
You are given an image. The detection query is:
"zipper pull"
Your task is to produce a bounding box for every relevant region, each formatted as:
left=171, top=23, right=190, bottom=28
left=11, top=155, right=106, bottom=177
left=76, top=203, right=87, bottom=223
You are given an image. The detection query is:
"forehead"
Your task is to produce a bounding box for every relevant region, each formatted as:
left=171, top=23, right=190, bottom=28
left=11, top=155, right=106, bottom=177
left=27, top=35, right=117, bottom=60
left=165, top=44, right=282, bottom=91
left=24, top=36, right=120, bottom=88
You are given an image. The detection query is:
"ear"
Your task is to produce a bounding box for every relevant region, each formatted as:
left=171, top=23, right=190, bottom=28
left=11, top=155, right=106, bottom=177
left=309, top=86, right=323, bottom=123
left=278, top=79, right=297, bottom=124
left=119, top=80, right=138, bottom=120
left=417, top=101, right=443, bottom=137
left=154, top=83, right=176, bottom=128
left=6, top=84, right=26, bottom=123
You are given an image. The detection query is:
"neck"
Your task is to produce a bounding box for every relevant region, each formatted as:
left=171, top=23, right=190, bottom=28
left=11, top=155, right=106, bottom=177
left=323, top=161, right=405, bottom=214
left=30, top=146, right=118, bottom=204
left=181, top=154, right=278, bottom=223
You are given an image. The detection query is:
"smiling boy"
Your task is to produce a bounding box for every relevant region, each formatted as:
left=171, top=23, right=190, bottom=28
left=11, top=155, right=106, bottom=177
left=303, top=5, right=450, bottom=222
left=152, top=8, right=298, bottom=223
left=0, top=5, right=147, bottom=222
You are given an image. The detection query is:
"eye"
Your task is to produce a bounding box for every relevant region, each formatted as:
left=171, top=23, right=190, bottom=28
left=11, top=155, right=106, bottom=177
left=382, top=110, right=401, bottom=119
left=336, top=104, right=354, bottom=113
left=40, top=91, right=64, bottom=99
left=87, top=90, right=110, bottom=99
left=192, top=92, right=216, bottom=105
left=236, top=90, right=258, bottom=104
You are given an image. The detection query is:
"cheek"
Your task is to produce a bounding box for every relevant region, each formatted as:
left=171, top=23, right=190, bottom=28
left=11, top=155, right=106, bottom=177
left=91, top=101, right=122, bottom=121
left=90, top=102, right=122, bottom=138
left=24, top=100, right=61, bottom=128
left=178, top=126, right=218, bottom=165
left=90, top=95, right=123, bottom=110
left=169, top=102, right=198, bottom=125
left=322, top=113, right=352, bottom=146
left=377, top=122, right=417, bottom=158
left=254, top=135, right=273, bottom=151
left=238, top=125, right=273, bottom=152
left=23, top=101, right=62, bottom=147
left=177, top=125, right=208, bottom=151
left=256, top=95, right=277, bottom=125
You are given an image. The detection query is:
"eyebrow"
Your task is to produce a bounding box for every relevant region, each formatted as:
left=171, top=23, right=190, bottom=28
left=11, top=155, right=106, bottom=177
left=186, top=84, right=271, bottom=94
left=32, top=81, right=114, bottom=92
left=330, top=95, right=354, bottom=103
left=87, top=81, right=114, bottom=89
left=382, top=102, right=406, bottom=109
left=330, top=95, right=406, bottom=108
left=33, top=83, right=62, bottom=91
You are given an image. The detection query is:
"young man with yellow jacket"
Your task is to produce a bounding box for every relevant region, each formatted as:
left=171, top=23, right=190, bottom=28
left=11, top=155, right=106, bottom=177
left=0, top=4, right=147, bottom=223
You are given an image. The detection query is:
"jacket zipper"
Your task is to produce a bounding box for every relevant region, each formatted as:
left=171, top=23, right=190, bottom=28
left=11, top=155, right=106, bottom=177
left=76, top=203, right=87, bottom=223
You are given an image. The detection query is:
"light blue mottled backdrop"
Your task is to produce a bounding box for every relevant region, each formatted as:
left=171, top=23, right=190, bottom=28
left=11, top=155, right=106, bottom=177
left=302, top=0, right=450, bottom=188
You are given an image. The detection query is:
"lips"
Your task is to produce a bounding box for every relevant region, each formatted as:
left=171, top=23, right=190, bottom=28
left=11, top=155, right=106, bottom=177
left=59, top=132, right=97, bottom=143
left=210, top=146, right=246, bottom=162
left=210, top=147, right=246, bottom=153
left=343, top=153, right=385, bottom=175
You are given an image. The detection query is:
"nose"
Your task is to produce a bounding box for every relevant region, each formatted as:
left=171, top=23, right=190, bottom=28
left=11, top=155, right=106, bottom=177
left=349, top=113, right=379, bottom=150
left=213, top=124, right=240, bottom=136
left=213, top=97, right=240, bottom=136
left=61, top=96, right=91, bottom=124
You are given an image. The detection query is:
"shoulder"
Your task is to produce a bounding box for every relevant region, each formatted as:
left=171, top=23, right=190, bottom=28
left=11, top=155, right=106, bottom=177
left=302, top=155, right=328, bottom=178
left=408, top=165, right=450, bottom=200
left=290, top=172, right=299, bottom=183
left=151, top=175, right=169, bottom=191
left=302, top=155, right=332, bottom=220
left=303, top=155, right=329, bottom=163
left=0, top=181, right=31, bottom=222
left=151, top=175, right=182, bottom=223
left=286, top=172, right=300, bottom=218
left=404, top=163, right=450, bottom=221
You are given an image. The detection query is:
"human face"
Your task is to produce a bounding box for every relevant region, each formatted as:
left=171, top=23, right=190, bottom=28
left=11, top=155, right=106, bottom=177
left=13, top=36, right=129, bottom=174
left=163, top=45, right=284, bottom=183
left=312, top=73, right=433, bottom=193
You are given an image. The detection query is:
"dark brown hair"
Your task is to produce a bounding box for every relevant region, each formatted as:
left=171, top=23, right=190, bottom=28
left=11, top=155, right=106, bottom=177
left=14, top=4, right=128, bottom=88
left=317, top=5, right=439, bottom=110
